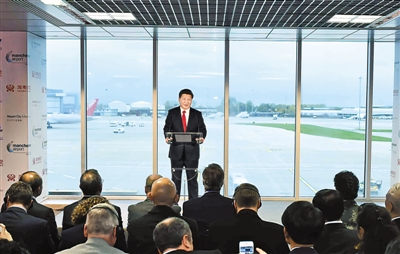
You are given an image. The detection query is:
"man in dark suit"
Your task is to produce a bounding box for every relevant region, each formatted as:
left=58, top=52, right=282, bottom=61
left=312, top=189, right=359, bottom=254
left=281, top=201, right=324, bottom=254
left=128, top=174, right=181, bottom=224
left=163, top=88, right=207, bottom=200
left=1, top=171, right=60, bottom=248
left=127, top=177, right=199, bottom=254
left=0, top=182, right=55, bottom=254
left=207, top=183, right=290, bottom=254
left=153, top=217, right=221, bottom=254
left=61, top=169, right=124, bottom=231
left=385, top=183, right=400, bottom=230
left=183, top=163, right=235, bottom=233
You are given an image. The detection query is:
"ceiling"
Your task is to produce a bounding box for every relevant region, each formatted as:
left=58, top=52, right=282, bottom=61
left=1, top=0, right=400, bottom=40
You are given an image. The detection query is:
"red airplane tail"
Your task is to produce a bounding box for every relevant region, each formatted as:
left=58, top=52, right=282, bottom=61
left=87, top=99, right=98, bottom=116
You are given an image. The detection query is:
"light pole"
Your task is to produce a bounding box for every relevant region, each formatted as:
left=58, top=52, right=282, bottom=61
left=358, top=77, right=362, bottom=130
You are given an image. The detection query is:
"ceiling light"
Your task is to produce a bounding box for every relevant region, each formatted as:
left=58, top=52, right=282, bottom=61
left=351, top=16, right=382, bottom=23
left=40, top=0, right=66, bottom=6
left=328, top=15, right=357, bottom=23
left=328, top=14, right=382, bottom=24
left=84, top=12, right=136, bottom=21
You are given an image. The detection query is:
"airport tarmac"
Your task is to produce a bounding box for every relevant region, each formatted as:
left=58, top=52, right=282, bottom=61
left=47, top=116, right=392, bottom=198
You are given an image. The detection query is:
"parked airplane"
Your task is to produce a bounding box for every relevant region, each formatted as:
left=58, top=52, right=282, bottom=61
left=47, top=98, right=99, bottom=128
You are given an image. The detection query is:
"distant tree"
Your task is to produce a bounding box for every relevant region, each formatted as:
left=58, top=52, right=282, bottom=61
left=246, top=100, right=254, bottom=112
left=164, top=100, right=177, bottom=111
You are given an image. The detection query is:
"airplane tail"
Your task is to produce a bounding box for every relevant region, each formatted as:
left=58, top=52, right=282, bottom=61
left=87, top=98, right=99, bottom=116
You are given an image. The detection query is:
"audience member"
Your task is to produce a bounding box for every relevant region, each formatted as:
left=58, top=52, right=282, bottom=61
left=312, top=189, right=359, bottom=254
left=183, top=163, right=235, bottom=234
left=334, top=171, right=359, bottom=230
left=349, top=203, right=399, bottom=254
left=385, top=183, right=400, bottom=230
left=127, top=177, right=199, bottom=254
left=0, top=182, right=55, bottom=254
left=128, top=174, right=181, bottom=224
left=153, top=217, right=221, bottom=254
left=1, top=171, right=60, bottom=247
left=56, top=203, right=126, bottom=254
left=281, top=201, right=324, bottom=254
left=207, top=183, right=289, bottom=254
left=58, top=195, right=127, bottom=252
left=0, top=223, right=13, bottom=241
left=385, top=236, right=400, bottom=254
left=0, top=239, right=30, bottom=254
left=62, top=169, right=124, bottom=231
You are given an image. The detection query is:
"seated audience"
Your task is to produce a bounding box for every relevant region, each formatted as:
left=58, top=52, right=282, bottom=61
left=312, top=189, right=359, bottom=254
left=349, top=203, right=399, bottom=254
left=62, top=169, right=124, bottom=231
left=127, top=177, right=199, bottom=254
left=1, top=171, right=60, bottom=247
left=207, top=183, right=289, bottom=254
left=56, top=203, right=126, bottom=254
left=281, top=201, right=324, bottom=254
left=153, top=217, right=221, bottom=254
left=385, top=183, right=400, bottom=230
left=0, top=182, right=55, bottom=254
left=128, top=174, right=181, bottom=224
left=183, top=163, right=235, bottom=234
left=385, top=236, right=400, bottom=254
left=58, top=195, right=127, bottom=252
left=0, top=239, right=30, bottom=254
left=334, top=170, right=359, bottom=230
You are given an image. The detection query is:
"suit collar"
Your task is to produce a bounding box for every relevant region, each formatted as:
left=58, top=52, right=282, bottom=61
left=203, top=191, right=222, bottom=197
left=6, top=206, right=28, bottom=213
left=150, top=205, right=178, bottom=215
left=236, top=209, right=261, bottom=219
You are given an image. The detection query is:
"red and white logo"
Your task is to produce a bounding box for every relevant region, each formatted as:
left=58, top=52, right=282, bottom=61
left=17, top=85, right=30, bottom=92
left=7, top=174, right=16, bottom=181
left=6, top=84, right=14, bottom=92
left=33, top=156, right=42, bottom=165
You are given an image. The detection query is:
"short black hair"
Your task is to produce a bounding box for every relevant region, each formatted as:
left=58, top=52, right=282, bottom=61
left=179, top=89, right=194, bottom=99
left=79, top=169, right=102, bottom=195
left=202, top=163, right=224, bottom=191
left=233, top=183, right=260, bottom=208
left=282, top=201, right=324, bottom=245
left=386, top=236, right=400, bottom=254
left=312, top=189, right=344, bottom=221
left=6, top=182, right=33, bottom=207
left=0, top=239, right=30, bottom=254
left=334, top=171, right=359, bottom=200
left=19, top=171, right=42, bottom=193
left=153, top=217, right=192, bottom=253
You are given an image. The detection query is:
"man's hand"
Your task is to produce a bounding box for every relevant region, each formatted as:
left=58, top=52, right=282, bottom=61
left=196, top=137, right=205, bottom=144
left=256, top=247, right=267, bottom=254
left=165, top=137, right=173, bottom=144
left=0, top=223, right=13, bottom=241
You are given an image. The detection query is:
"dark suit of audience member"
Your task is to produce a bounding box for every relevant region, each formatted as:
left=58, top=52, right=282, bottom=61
left=385, top=183, right=400, bottom=231
left=207, top=183, right=289, bottom=254
left=385, top=236, right=400, bottom=254
left=281, top=201, right=324, bottom=254
left=1, top=171, right=60, bottom=247
left=183, top=163, right=235, bottom=235
left=128, top=178, right=199, bottom=254
left=334, top=171, right=359, bottom=230
left=128, top=174, right=181, bottom=224
left=62, top=169, right=123, bottom=231
left=153, top=217, right=220, bottom=254
left=0, top=182, right=55, bottom=254
left=312, top=189, right=359, bottom=254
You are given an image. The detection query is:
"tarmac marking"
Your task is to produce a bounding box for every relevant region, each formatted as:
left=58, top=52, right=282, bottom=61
left=288, top=168, right=317, bottom=193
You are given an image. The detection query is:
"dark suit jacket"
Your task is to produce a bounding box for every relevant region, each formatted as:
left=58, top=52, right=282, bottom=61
left=0, top=207, right=55, bottom=254
left=58, top=223, right=127, bottom=252
left=314, top=222, right=359, bottom=254
left=168, top=250, right=222, bottom=254
left=127, top=205, right=199, bottom=254
left=163, top=107, right=207, bottom=161
left=183, top=192, right=235, bottom=233
left=207, top=209, right=290, bottom=254
left=1, top=198, right=60, bottom=248
left=291, top=248, right=319, bottom=254
left=62, top=196, right=123, bottom=230
left=392, top=217, right=400, bottom=231
left=128, top=197, right=181, bottom=224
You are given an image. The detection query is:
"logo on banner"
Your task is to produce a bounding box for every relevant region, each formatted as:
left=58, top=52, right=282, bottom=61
left=5, top=51, right=28, bottom=63
left=0, top=39, right=2, bottom=50
left=42, top=167, right=47, bottom=176
left=7, top=174, right=16, bottom=181
left=7, top=141, right=31, bottom=153
left=32, top=71, right=41, bottom=79
left=7, top=115, right=28, bottom=122
left=0, top=70, right=2, bottom=77
left=32, top=156, right=41, bottom=165
left=42, top=139, right=47, bottom=149
left=392, top=170, right=397, bottom=178
left=32, top=126, right=42, bottom=137
left=31, top=41, right=41, bottom=50
left=41, top=59, right=46, bottom=67
left=31, top=100, right=41, bottom=107
left=394, top=90, right=399, bottom=97
left=17, top=85, right=30, bottom=92
left=0, top=160, right=3, bottom=166
left=0, top=126, right=3, bottom=132
left=6, top=84, right=14, bottom=92
left=41, top=87, right=47, bottom=93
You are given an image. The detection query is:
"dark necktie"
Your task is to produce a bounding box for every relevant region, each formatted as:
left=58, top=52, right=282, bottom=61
left=182, top=111, right=187, bottom=132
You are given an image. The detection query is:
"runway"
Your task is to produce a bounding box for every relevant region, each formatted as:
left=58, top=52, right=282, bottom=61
left=47, top=115, right=392, bottom=198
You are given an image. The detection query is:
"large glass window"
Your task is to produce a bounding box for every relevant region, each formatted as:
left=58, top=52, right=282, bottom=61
left=158, top=40, right=224, bottom=197
left=229, top=41, right=296, bottom=196
left=87, top=40, right=152, bottom=195
left=301, top=42, right=367, bottom=196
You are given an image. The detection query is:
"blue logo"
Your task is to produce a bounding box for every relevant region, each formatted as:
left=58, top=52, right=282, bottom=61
left=5, top=51, right=12, bottom=62
left=7, top=142, right=13, bottom=153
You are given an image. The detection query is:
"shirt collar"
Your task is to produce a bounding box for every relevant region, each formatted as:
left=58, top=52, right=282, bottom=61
left=392, top=216, right=400, bottom=221
left=9, top=204, right=28, bottom=213
left=325, top=221, right=343, bottom=225
left=180, top=107, right=190, bottom=114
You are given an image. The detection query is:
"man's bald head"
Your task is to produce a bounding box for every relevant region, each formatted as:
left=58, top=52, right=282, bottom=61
left=19, top=171, right=42, bottom=197
left=385, top=183, right=400, bottom=217
left=145, top=174, right=162, bottom=194
left=150, top=178, right=178, bottom=206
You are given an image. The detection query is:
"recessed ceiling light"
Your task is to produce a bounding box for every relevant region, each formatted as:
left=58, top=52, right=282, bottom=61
left=328, top=14, right=382, bottom=24
left=84, top=12, right=136, bottom=21
left=328, top=15, right=357, bottom=23
left=351, top=16, right=382, bottom=23
left=40, top=0, right=66, bottom=6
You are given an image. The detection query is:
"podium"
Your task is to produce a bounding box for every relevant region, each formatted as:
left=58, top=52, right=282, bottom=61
left=165, top=131, right=203, bottom=144
left=171, top=167, right=198, bottom=201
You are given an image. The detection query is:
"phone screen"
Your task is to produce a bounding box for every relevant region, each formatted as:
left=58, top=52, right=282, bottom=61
left=240, top=246, right=254, bottom=254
